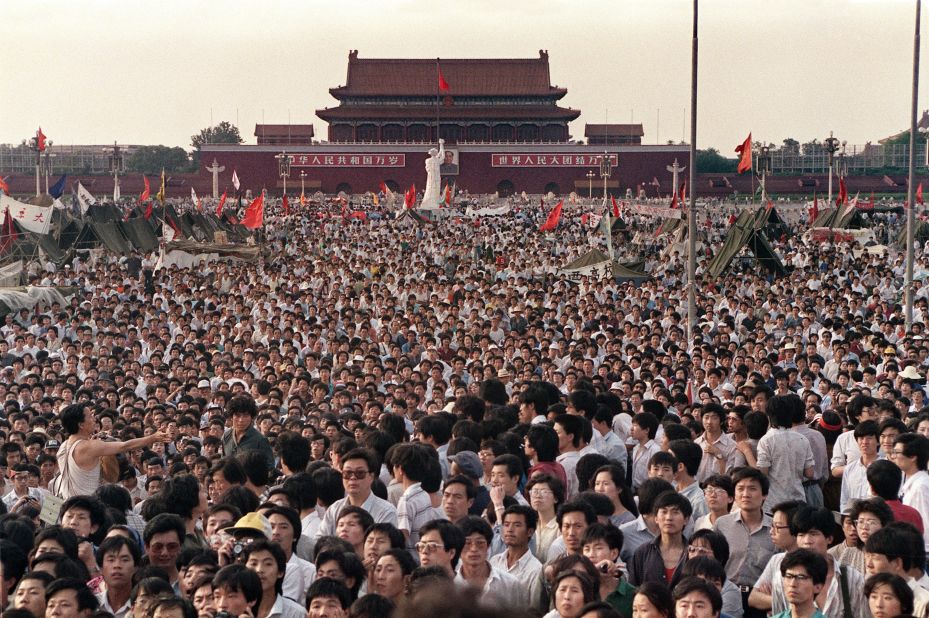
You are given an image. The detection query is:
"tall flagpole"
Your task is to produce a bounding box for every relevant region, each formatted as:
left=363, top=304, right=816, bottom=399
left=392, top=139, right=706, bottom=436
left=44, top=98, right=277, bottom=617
left=687, top=0, right=698, bottom=346
left=906, top=0, right=922, bottom=329
left=435, top=58, right=441, bottom=145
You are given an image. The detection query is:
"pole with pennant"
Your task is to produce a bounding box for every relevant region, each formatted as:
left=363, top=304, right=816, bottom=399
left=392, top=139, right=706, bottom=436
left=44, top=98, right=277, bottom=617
left=435, top=58, right=441, bottom=144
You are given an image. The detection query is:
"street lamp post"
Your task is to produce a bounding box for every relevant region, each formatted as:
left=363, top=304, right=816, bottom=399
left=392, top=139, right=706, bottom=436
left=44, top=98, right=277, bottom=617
left=106, top=142, right=124, bottom=202
left=300, top=170, right=306, bottom=196
left=757, top=144, right=772, bottom=203
left=586, top=170, right=595, bottom=200
left=823, top=132, right=841, bottom=206
left=43, top=145, right=55, bottom=196
left=600, top=153, right=615, bottom=260
left=275, top=152, right=293, bottom=196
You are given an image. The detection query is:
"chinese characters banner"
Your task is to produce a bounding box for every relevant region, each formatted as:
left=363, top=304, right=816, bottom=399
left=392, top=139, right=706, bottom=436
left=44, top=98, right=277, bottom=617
left=491, top=154, right=618, bottom=167
left=287, top=154, right=406, bottom=167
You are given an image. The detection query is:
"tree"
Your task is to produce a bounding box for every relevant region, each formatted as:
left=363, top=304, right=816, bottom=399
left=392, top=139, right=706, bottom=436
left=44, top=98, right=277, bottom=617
left=781, top=138, right=800, bottom=153
left=127, top=146, right=192, bottom=174
left=695, top=148, right=737, bottom=173
left=190, top=121, right=244, bottom=166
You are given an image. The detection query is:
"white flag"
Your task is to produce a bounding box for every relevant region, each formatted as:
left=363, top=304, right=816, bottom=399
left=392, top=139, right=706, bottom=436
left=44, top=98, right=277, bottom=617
left=232, top=170, right=240, bottom=191
left=76, top=182, right=96, bottom=214
left=162, top=221, right=176, bottom=242
left=113, top=180, right=121, bottom=202
left=191, top=187, right=201, bottom=211
left=0, top=195, right=52, bottom=234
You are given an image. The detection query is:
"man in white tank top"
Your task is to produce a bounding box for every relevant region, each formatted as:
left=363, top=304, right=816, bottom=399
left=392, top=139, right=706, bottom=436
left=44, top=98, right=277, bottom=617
left=54, top=403, right=169, bottom=500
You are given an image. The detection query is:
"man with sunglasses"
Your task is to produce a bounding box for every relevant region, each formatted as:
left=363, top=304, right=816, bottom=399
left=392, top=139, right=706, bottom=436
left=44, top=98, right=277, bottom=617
left=316, top=447, right=397, bottom=538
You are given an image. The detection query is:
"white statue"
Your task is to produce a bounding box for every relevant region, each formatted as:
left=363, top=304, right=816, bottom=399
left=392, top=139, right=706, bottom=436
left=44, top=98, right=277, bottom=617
left=420, top=139, right=444, bottom=209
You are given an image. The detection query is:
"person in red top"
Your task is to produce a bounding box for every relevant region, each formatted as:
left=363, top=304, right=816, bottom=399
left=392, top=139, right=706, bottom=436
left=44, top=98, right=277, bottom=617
left=867, top=459, right=924, bottom=534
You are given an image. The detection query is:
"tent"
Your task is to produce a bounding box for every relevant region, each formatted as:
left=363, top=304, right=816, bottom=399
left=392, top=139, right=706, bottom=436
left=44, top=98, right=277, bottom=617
left=897, top=220, right=929, bottom=247
left=394, top=210, right=433, bottom=226
left=810, top=206, right=868, bottom=229
left=559, top=249, right=650, bottom=283
left=705, top=209, right=787, bottom=279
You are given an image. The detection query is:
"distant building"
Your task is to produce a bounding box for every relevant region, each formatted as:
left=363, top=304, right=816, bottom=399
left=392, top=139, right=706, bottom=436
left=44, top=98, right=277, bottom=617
left=254, top=124, right=314, bottom=146
left=316, top=50, right=580, bottom=143
left=585, top=124, right=644, bottom=146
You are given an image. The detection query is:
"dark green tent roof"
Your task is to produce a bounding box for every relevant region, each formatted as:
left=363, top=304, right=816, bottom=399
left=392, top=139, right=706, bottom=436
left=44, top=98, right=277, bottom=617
left=706, top=208, right=786, bottom=279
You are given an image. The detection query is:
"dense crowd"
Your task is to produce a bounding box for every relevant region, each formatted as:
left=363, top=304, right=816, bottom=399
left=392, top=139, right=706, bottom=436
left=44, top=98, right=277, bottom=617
left=0, top=193, right=928, bottom=618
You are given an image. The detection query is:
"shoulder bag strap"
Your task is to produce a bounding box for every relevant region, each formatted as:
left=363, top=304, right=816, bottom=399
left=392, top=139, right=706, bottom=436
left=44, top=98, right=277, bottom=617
left=839, top=565, right=852, bottom=618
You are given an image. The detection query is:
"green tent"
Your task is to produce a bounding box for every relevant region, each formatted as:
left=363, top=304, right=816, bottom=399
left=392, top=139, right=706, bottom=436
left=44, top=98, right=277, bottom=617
left=706, top=209, right=786, bottom=279
left=811, top=206, right=867, bottom=229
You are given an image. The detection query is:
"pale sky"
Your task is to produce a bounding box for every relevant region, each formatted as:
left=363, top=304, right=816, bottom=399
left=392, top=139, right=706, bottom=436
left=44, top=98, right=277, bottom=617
left=2, top=0, right=925, bottom=153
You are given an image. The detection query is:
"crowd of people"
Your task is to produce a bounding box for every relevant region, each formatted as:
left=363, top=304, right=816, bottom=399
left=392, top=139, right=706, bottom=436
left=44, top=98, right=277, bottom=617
left=0, top=191, right=927, bottom=618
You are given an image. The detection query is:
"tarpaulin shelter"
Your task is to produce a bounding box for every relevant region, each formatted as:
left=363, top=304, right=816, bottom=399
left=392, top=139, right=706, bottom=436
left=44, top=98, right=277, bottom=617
left=810, top=206, right=868, bottom=229
left=705, top=208, right=787, bottom=279
left=559, top=249, right=650, bottom=284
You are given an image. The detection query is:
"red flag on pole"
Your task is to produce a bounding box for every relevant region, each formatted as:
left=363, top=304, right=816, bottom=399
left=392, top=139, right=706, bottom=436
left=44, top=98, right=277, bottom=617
left=216, top=191, right=227, bottom=216
left=282, top=193, right=290, bottom=215
left=918, top=183, right=924, bottom=205
left=735, top=133, right=752, bottom=174
left=139, top=176, right=150, bottom=203
left=143, top=201, right=153, bottom=220
left=539, top=200, right=564, bottom=232
left=438, top=68, right=450, bottom=92
left=36, top=128, right=47, bottom=152
left=0, top=177, right=8, bottom=194
left=443, top=184, right=452, bottom=206
left=809, top=193, right=818, bottom=224
left=241, top=194, right=264, bottom=229
left=837, top=177, right=848, bottom=206
left=404, top=184, right=416, bottom=209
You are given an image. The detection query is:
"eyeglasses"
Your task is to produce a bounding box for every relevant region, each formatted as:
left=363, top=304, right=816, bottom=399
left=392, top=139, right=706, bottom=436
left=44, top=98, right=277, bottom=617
left=529, top=489, right=553, bottom=497
left=341, top=470, right=370, bottom=480
left=415, top=542, right=443, bottom=554
left=783, top=572, right=812, bottom=582
left=703, top=487, right=727, bottom=495
left=854, top=518, right=882, bottom=529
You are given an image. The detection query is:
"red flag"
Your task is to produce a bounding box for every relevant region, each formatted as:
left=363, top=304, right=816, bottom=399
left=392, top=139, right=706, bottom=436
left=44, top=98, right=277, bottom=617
left=350, top=210, right=367, bottom=221
left=679, top=182, right=687, bottom=203
left=0, top=208, right=16, bottom=254
left=216, top=191, right=227, bottom=216
left=837, top=177, right=848, bottom=206
left=766, top=199, right=774, bottom=211
left=918, top=183, right=924, bottom=205
left=241, top=194, right=264, bottom=229
left=139, top=176, right=150, bottom=203
left=36, top=128, right=47, bottom=152
left=165, top=215, right=182, bottom=239
left=581, top=213, right=590, bottom=226
left=865, top=192, right=875, bottom=210
left=404, top=184, right=416, bottom=209
left=300, top=192, right=306, bottom=207
left=735, top=133, right=752, bottom=174
left=611, top=196, right=620, bottom=218
left=438, top=68, right=450, bottom=92
left=810, top=193, right=818, bottom=224
left=143, top=201, right=153, bottom=220
left=539, top=200, right=563, bottom=232
left=443, top=184, right=452, bottom=206
left=670, top=192, right=677, bottom=209
left=0, top=177, right=8, bottom=194
left=282, top=193, right=290, bottom=215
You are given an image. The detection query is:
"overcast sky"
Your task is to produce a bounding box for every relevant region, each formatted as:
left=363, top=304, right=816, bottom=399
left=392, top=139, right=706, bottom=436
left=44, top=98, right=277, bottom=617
left=2, top=0, right=925, bottom=153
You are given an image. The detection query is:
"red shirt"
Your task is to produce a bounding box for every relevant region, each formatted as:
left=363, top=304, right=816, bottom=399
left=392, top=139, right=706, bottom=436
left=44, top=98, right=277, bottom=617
left=887, top=499, right=924, bottom=533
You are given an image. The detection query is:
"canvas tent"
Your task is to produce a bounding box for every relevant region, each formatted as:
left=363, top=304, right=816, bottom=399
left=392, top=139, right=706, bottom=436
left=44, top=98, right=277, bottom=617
left=705, top=208, right=787, bottom=279
left=810, top=206, right=868, bottom=229
left=559, top=249, right=650, bottom=283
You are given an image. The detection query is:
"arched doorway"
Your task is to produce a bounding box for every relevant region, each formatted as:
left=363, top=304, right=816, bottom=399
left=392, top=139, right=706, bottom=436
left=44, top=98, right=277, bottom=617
left=335, top=182, right=352, bottom=195
left=496, top=180, right=515, bottom=197
left=544, top=182, right=560, bottom=196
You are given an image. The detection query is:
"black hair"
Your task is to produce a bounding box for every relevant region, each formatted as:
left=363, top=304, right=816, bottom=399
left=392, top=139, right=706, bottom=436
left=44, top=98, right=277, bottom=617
left=631, top=412, right=659, bottom=440
left=637, top=478, right=675, bottom=515
left=652, top=490, right=693, bottom=519
left=580, top=522, right=623, bottom=551
left=314, top=551, right=365, bottom=599
left=241, top=539, right=287, bottom=594
left=94, top=483, right=133, bottom=513
left=525, top=473, right=566, bottom=509
left=525, top=424, right=559, bottom=462
left=668, top=439, right=703, bottom=477
left=337, top=506, right=375, bottom=537
left=262, top=506, right=303, bottom=550
left=237, top=451, right=270, bottom=488
left=307, top=577, right=354, bottom=610
left=376, top=548, right=417, bottom=576
left=780, top=548, right=829, bottom=586
left=149, top=597, right=197, bottom=618
left=60, top=495, right=108, bottom=542
left=130, top=576, right=174, bottom=603
left=95, top=534, right=141, bottom=567
left=390, top=443, right=431, bottom=483
left=681, top=555, right=728, bottom=585
left=0, top=540, right=27, bottom=591
left=212, top=564, right=262, bottom=613
left=502, top=504, right=538, bottom=532
left=491, top=454, right=523, bottom=480
left=554, top=414, right=584, bottom=447
left=863, top=573, right=914, bottom=616
left=790, top=506, right=835, bottom=540
left=281, top=472, right=318, bottom=512
left=672, top=576, right=722, bottom=615
left=853, top=420, right=880, bottom=439
left=60, top=404, right=88, bottom=435
left=731, top=467, right=769, bottom=496
left=211, top=457, right=247, bottom=486
left=418, top=519, right=466, bottom=569
left=348, top=593, right=395, bottom=618
left=864, top=525, right=916, bottom=571
left=364, top=523, right=405, bottom=551
left=227, top=395, right=258, bottom=419
left=688, top=529, right=730, bottom=565
left=866, top=459, right=904, bottom=501
left=553, top=569, right=597, bottom=606
left=894, top=433, right=929, bottom=470
left=142, top=513, right=186, bottom=545
left=457, top=515, right=493, bottom=544
left=848, top=498, right=894, bottom=527
left=218, top=485, right=260, bottom=515
left=702, top=474, right=734, bottom=498
left=45, top=577, right=99, bottom=612
left=766, top=395, right=796, bottom=429
left=556, top=500, right=597, bottom=527
left=634, top=582, right=674, bottom=618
